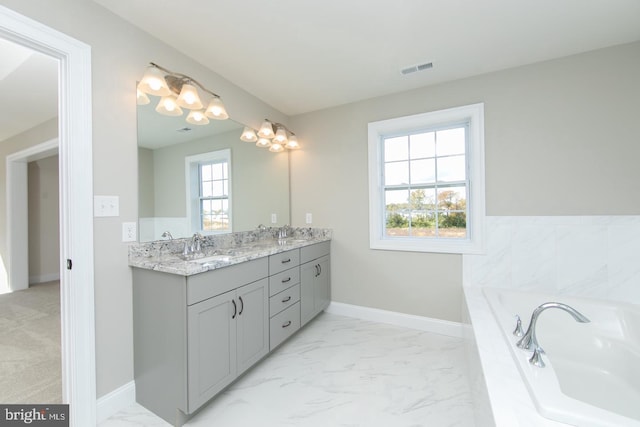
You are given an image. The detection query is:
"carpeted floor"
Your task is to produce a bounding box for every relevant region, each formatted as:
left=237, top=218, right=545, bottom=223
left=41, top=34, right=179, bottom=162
left=0, top=281, right=61, bottom=403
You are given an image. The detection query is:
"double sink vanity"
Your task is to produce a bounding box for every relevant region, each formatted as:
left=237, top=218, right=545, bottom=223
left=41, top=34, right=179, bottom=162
left=129, top=227, right=331, bottom=426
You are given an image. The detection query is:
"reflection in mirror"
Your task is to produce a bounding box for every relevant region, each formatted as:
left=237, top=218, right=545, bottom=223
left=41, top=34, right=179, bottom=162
left=137, top=97, right=290, bottom=242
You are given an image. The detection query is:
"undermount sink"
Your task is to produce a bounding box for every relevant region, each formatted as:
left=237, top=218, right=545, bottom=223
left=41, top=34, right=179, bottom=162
left=190, top=254, right=231, bottom=264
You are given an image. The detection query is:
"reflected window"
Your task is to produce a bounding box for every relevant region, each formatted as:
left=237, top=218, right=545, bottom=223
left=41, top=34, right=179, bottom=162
left=186, top=149, right=232, bottom=234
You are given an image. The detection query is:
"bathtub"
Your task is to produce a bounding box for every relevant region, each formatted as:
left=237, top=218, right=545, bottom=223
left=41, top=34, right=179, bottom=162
left=474, top=287, right=640, bottom=427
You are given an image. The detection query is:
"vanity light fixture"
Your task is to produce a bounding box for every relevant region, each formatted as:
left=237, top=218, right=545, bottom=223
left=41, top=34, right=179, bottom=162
left=240, top=127, right=258, bottom=142
left=241, top=119, right=301, bottom=152
left=136, top=88, right=150, bottom=105
left=137, top=62, right=229, bottom=123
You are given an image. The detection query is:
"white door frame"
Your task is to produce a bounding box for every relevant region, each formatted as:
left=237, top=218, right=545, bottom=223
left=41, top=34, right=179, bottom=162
left=0, top=5, right=96, bottom=426
left=6, top=138, right=58, bottom=292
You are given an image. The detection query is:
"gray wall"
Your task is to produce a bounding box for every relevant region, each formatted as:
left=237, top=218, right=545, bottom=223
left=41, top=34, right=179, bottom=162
left=0, top=0, right=288, bottom=398
left=28, top=154, right=60, bottom=283
left=0, top=118, right=58, bottom=291
left=289, top=41, right=640, bottom=322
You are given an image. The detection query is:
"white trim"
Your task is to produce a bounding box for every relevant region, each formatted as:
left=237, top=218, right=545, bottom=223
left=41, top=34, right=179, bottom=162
left=96, top=380, right=136, bottom=423
left=0, top=5, right=96, bottom=427
left=325, top=301, right=463, bottom=338
left=29, top=272, right=61, bottom=284
left=6, top=139, right=58, bottom=293
left=367, top=103, right=486, bottom=254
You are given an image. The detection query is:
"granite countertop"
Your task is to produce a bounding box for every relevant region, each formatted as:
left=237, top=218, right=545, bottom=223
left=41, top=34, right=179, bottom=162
left=128, top=227, right=331, bottom=276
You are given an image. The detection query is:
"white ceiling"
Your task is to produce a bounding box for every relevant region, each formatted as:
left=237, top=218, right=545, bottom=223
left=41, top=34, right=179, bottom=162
left=95, top=0, right=640, bottom=115
left=0, top=38, right=58, bottom=143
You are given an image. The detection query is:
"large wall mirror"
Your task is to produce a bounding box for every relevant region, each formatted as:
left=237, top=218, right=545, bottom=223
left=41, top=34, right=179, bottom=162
left=137, top=98, right=290, bottom=242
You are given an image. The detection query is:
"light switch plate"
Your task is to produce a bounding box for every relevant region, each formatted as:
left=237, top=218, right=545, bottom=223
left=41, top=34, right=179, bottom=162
left=305, top=213, right=313, bottom=224
left=271, top=213, right=277, bottom=224
left=94, top=195, right=119, bottom=217
left=122, top=222, right=137, bottom=242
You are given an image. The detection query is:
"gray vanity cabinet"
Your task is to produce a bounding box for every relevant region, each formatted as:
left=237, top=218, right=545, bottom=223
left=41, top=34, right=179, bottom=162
left=187, top=278, right=268, bottom=413
left=133, top=257, right=269, bottom=426
left=300, top=242, right=331, bottom=326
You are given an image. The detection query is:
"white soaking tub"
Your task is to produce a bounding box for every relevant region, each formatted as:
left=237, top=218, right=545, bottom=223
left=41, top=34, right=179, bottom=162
left=478, top=287, right=640, bottom=427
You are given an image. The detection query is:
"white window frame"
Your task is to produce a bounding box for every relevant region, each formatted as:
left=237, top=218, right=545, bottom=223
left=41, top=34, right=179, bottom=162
left=185, top=149, right=232, bottom=235
left=368, top=103, right=485, bottom=254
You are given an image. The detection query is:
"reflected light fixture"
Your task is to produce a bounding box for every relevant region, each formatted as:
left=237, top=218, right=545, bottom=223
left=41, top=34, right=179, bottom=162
left=136, top=88, right=150, bottom=105
left=242, top=119, right=301, bottom=152
left=186, top=110, right=210, bottom=125
left=137, top=62, right=229, bottom=124
left=240, top=127, right=258, bottom=142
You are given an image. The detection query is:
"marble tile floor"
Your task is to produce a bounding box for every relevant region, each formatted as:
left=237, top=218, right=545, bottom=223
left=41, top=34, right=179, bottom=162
left=100, top=312, right=475, bottom=427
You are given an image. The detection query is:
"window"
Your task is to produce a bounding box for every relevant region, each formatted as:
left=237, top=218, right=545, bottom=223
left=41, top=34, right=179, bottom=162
left=368, top=103, right=485, bottom=254
left=186, top=149, right=232, bottom=234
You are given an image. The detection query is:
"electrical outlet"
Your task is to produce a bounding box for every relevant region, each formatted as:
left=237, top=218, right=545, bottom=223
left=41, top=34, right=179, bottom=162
left=305, top=213, right=313, bottom=224
left=122, top=222, right=137, bottom=242
left=271, top=213, right=277, bottom=224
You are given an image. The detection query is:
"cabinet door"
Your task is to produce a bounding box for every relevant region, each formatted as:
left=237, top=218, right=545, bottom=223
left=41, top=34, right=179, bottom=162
left=236, top=278, right=269, bottom=375
left=300, top=262, right=316, bottom=326
left=187, top=290, right=237, bottom=413
left=314, top=256, right=330, bottom=313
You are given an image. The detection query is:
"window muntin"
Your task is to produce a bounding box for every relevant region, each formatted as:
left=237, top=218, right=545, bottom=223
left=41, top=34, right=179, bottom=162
left=368, top=103, right=485, bottom=254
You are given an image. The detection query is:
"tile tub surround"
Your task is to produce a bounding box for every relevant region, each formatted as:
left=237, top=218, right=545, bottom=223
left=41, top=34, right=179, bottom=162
left=463, top=216, right=640, bottom=304
left=101, top=312, right=475, bottom=427
left=128, top=227, right=332, bottom=275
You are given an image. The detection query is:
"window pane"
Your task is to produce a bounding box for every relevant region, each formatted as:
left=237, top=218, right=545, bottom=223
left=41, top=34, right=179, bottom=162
left=222, top=162, right=228, bottom=178
left=437, top=155, right=466, bottom=182
left=201, top=199, right=212, bottom=214
left=384, top=136, right=408, bottom=162
left=410, top=211, right=436, bottom=237
left=384, top=161, right=409, bottom=185
left=410, top=158, right=435, bottom=184
left=201, top=182, right=213, bottom=197
left=436, top=128, right=465, bottom=156
left=212, top=181, right=225, bottom=196
left=437, top=211, right=467, bottom=238
left=212, top=163, right=224, bottom=180
left=410, top=188, right=435, bottom=211
left=437, top=186, right=466, bottom=210
left=201, top=164, right=212, bottom=181
left=409, top=132, right=435, bottom=159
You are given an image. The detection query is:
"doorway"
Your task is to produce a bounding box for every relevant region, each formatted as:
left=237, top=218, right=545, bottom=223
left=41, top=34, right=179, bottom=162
left=1, top=4, right=96, bottom=426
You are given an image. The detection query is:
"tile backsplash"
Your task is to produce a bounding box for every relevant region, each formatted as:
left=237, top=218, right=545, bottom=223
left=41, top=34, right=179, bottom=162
left=463, top=216, right=640, bottom=304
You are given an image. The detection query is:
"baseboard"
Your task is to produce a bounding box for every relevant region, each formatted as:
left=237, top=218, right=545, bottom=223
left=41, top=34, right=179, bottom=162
left=326, top=301, right=463, bottom=338
left=28, top=272, right=60, bottom=285
left=96, top=380, right=136, bottom=423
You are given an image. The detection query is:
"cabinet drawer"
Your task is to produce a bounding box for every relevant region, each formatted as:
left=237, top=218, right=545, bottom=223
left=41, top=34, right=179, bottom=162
left=270, top=302, right=300, bottom=350
left=268, top=249, right=300, bottom=275
left=300, top=241, right=330, bottom=264
left=269, top=284, right=300, bottom=317
left=269, top=267, right=300, bottom=297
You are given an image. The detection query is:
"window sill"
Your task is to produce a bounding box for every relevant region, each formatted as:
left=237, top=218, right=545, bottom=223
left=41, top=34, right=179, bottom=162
left=369, top=236, right=485, bottom=254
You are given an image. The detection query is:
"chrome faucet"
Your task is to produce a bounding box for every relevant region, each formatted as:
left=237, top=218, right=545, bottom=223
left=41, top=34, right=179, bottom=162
left=278, top=224, right=291, bottom=240
left=161, top=230, right=173, bottom=240
left=517, top=302, right=590, bottom=367
left=182, top=233, right=204, bottom=259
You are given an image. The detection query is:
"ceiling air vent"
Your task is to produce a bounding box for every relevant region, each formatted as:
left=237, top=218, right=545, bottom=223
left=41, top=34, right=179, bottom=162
left=176, top=127, right=192, bottom=133
left=401, top=62, right=433, bottom=75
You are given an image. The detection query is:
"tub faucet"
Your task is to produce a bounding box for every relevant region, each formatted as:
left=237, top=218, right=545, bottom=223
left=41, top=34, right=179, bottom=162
left=517, top=302, right=590, bottom=367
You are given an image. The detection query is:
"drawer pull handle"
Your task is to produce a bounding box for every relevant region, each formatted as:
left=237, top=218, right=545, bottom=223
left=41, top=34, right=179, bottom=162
left=238, top=296, right=244, bottom=315
left=281, top=258, right=291, bottom=264
left=282, top=277, right=291, bottom=283
left=282, top=296, right=292, bottom=303
left=231, top=299, right=237, bottom=319
left=282, top=320, right=292, bottom=328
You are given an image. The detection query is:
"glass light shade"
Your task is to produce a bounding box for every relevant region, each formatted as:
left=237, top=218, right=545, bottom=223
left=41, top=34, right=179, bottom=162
left=176, top=83, right=203, bottom=109
left=256, top=137, right=272, bottom=148
left=205, top=97, right=229, bottom=120
left=240, top=127, right=258, bottom=142
left=273, top=127, right=288, bottom=144
left=136, top=88, right=150, bottom=105
left=186, top=110, right=210, bottom=125
left=257, top=120, right=275, bottom=139
left=269, top=142, right=284, bottom=153
left=138, top=66, right=171, bottom=96
left=155, top=96, right=183, bottom=116
left=285, top=135, right=300, bottom=149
